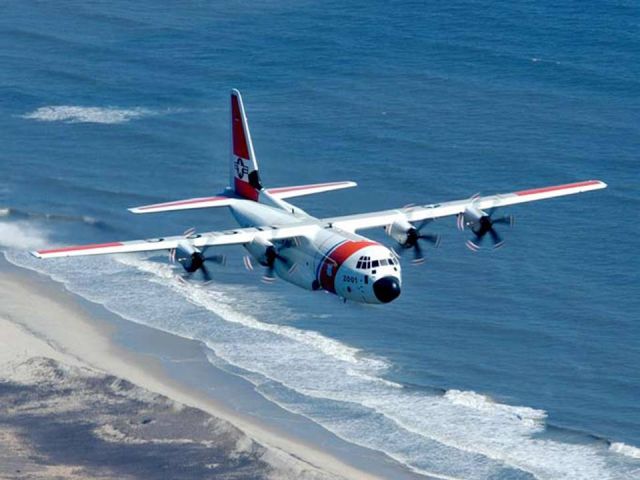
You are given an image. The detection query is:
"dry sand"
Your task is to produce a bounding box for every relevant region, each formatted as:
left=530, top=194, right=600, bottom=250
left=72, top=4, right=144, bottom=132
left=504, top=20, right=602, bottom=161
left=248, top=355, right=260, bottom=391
left=0, top=268, right=384, bottom=480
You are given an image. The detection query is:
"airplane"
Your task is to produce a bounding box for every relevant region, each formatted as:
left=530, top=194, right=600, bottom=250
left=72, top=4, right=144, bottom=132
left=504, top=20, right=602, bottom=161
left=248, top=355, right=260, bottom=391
left=32, top=89, right=607, bottom=304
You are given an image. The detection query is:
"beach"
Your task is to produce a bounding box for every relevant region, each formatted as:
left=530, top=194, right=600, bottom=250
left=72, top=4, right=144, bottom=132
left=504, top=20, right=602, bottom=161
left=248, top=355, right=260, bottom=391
left=0, top=258, right=419, bottom=480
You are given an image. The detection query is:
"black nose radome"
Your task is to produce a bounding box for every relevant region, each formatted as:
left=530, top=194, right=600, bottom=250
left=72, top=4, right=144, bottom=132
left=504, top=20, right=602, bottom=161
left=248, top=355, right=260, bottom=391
left=373, top=276, right=401, bottom=303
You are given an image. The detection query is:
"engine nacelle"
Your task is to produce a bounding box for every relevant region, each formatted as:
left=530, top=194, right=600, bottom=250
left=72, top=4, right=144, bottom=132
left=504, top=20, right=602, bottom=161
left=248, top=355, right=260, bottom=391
left=460, top=205, right=489, bottom=232
left=386, top=219, right=416, bottom=246
left=174, top=241, right=204, bottom=273
left=245, top=237, right=276, bottom=266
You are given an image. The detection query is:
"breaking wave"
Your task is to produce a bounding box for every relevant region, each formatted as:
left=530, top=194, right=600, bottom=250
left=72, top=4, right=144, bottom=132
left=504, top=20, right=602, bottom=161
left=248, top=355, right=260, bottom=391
left=22, top=105, right=156, bottom=124
left=0, top=207, right=112, bottom=230
left=610, top=442, right=640, bottom=459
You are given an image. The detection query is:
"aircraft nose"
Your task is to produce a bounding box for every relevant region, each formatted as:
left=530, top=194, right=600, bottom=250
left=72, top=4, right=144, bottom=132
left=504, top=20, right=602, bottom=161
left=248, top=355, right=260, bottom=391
left=373, top=276, right=401, bottom=303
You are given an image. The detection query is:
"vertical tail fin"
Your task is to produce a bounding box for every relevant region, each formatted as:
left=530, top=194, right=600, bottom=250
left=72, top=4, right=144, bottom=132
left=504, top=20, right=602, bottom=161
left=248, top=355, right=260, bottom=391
left=231, top=89, right=262, bottom=201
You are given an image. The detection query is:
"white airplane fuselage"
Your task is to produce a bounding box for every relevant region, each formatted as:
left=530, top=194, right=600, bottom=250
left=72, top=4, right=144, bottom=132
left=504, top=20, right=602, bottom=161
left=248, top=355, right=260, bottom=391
left=230, top=198, right=402, bottom=304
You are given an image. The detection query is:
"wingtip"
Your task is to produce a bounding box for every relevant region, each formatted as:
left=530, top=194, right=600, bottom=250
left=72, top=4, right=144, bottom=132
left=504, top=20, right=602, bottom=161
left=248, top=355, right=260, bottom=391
left=29, top=250, right=42, bottom=259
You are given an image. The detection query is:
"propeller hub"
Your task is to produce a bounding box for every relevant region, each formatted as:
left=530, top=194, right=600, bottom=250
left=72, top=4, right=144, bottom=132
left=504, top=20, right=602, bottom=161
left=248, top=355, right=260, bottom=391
left=184, top=251, right=204, bottom=272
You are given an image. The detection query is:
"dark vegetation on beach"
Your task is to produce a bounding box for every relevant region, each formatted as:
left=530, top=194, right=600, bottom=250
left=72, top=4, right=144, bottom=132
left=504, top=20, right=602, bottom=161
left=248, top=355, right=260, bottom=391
left=0, top=358, right=273, bottom=480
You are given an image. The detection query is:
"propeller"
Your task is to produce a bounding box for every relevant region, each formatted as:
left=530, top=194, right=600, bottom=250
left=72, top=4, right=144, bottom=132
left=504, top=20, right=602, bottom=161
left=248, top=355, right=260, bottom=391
left=243, top=246, right=295, bottom=284
left=459, top=208, right=514, bottom=251
left=182, top=247, right=226, bottom=282
left=170, top=228, right=226, bottom=282
left=396, top=219, right=441, bottom=265
left=262, top=245, right=293, bottom=283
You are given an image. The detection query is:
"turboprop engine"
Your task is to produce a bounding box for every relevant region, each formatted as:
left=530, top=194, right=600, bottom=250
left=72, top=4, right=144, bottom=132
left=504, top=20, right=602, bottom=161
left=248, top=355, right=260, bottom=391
left=385, top=218, right=440, bottom=264
left=172, top=240, right=226, bottom=281
left=458, top=203, right=514, bottom=251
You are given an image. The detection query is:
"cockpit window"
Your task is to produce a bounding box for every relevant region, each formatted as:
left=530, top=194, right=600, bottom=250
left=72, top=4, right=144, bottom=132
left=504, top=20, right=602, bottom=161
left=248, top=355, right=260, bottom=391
left=356, top=256, right=396, bottom=270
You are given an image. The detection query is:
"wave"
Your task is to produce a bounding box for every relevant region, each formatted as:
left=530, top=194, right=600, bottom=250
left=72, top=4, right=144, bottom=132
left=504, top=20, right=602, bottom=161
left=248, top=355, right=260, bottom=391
left=444, top=389, right=547, bottom=426
left=114, top=255, right=389, bottom=371
left=610, top=442, right=640, bottom=459
left=0, top=207, right=113, bottom=230
left=4, top=250, right=640, bottom=479
left=21, top=105, right=157, bottom=124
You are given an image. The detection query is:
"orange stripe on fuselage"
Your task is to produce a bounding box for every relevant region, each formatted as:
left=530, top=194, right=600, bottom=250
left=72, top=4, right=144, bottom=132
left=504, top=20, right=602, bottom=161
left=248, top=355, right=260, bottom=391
left=318, top=240, right=377, bottom=293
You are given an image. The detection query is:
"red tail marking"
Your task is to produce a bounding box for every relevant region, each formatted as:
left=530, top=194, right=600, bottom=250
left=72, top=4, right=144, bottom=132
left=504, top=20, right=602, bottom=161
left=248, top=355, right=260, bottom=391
left=319, top=241, right=377, bottom=293
left=231, top=95, right=250, bottom=159
left=234, top=177, right=259, bottom=201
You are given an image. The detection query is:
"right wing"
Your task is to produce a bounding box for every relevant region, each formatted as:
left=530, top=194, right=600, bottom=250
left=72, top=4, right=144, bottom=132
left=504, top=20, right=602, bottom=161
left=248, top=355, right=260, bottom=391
left=31, top=223, right=317, bottom=259
left=325, top=180, right=607, bottom=232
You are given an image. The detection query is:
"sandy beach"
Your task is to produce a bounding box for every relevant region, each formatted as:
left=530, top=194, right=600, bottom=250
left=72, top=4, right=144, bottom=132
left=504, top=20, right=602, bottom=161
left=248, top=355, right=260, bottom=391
left=0, top=259, right=407, bottom=480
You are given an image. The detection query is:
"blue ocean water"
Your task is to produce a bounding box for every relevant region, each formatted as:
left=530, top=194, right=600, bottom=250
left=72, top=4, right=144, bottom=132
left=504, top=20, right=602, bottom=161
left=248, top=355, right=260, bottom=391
left=1, top=1, right=639, bottom=478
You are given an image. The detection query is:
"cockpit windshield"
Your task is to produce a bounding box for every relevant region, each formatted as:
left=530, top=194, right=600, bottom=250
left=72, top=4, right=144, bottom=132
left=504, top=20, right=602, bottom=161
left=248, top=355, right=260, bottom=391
left=356, top=256, right=396, bottom=270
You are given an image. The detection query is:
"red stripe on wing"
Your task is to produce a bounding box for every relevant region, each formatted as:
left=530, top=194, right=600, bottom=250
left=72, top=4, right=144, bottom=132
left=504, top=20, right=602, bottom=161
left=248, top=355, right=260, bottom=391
left=319, top=240, right=377, bottom=293
left=515, top=180, right=601, bottom=197
left=38, top=242, right=124, bottom=255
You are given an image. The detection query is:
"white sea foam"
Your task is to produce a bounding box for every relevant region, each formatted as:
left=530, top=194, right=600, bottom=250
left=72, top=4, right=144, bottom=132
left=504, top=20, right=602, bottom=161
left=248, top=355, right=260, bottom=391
left=610, top=442, right=640, bottom=459
left=445, top=389, right=547, bottom=426
left=115, top=255, right=388, bottom=371
left=0, top=222, right=49, bottom=250
left=22, top=106, right=155, bottom=124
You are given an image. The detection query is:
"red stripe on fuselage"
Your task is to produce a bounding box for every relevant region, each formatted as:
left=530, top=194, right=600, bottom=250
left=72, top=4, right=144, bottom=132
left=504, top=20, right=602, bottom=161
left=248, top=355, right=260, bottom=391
left=234, top=177, right=259, bottom=201
left=38, top=242, right=123, bottom=255
left=318, top=240, right=377, bottom=293
left=231, top=95, right=250, bottom=159
left=515, top=180, right=600, bottom=197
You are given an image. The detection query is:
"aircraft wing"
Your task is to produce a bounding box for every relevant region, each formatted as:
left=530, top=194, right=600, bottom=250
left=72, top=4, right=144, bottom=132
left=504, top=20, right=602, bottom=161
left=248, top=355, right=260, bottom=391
left=31, top=224, right=317, bottom=259
left=325, top=180, right=607, bottom=232
left=128, top=195, right=237, bottom=214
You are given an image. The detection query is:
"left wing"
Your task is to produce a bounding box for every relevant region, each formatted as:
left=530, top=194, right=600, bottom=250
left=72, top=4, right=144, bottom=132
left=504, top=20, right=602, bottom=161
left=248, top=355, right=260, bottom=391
left=31, top=224, right=317, bottom=259
left=325, top=180, right=607, bottom=232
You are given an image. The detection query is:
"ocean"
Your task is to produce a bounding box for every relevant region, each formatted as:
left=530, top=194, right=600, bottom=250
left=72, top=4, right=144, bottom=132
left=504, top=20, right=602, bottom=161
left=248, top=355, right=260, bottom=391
left=1, top=1, right=639, bottom=478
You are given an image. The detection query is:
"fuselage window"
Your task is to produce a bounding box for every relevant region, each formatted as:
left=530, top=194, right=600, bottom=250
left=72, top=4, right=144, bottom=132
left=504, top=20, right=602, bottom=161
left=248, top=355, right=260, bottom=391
left=380, top=259, right=388, bottom=266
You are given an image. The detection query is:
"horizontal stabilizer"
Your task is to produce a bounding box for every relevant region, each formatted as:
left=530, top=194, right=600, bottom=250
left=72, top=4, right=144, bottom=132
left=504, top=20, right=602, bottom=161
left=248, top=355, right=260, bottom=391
left=129, top=195, right=236, bottom=214
left=266, top=181, right=357, bottom=200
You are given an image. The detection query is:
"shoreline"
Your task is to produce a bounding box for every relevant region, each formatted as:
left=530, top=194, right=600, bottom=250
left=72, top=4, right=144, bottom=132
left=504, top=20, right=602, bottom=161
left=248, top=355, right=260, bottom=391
left=0, top=255, right=425, bottom=480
